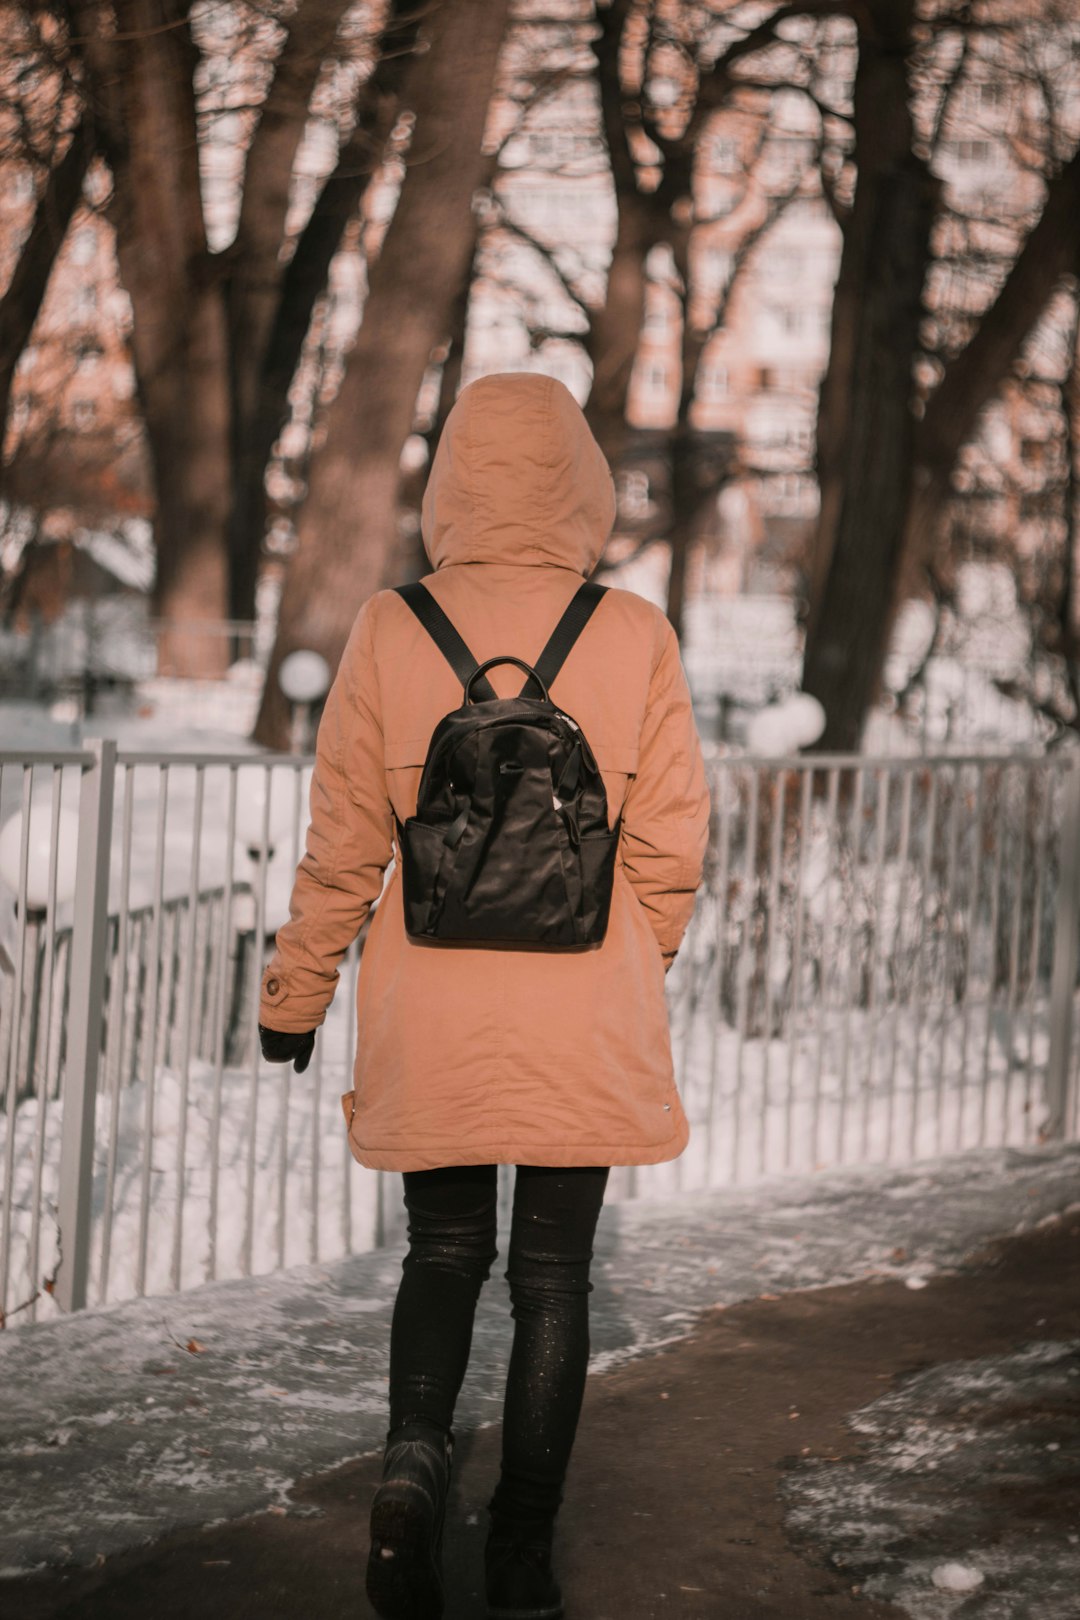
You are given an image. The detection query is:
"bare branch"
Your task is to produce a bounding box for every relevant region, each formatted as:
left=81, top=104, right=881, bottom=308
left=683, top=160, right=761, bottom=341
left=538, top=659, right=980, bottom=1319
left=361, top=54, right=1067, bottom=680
left=484, top=206, right=591, bottom=318
left=918, top=143, right=1080, bottom=491
left=0, top=116, right=92, bottom=462
left=689, top=1, right=852, bottom=143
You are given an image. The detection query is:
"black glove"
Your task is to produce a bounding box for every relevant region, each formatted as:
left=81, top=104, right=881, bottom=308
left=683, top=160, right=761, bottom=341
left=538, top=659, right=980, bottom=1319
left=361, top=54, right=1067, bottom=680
left=259, top=1023, right=316, bottom=1073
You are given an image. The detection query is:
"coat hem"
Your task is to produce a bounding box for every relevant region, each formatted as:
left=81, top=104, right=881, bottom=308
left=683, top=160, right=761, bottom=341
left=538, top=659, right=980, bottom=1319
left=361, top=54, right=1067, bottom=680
left=345, top=1123, right=690, bottom=1173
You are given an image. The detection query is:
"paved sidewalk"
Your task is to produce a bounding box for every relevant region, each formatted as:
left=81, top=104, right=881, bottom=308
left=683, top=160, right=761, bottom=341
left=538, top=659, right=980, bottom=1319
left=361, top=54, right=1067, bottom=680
left=1, top=1144, right=1078, bottom=1611
left=8, top=1195, right=1079, bottom=1618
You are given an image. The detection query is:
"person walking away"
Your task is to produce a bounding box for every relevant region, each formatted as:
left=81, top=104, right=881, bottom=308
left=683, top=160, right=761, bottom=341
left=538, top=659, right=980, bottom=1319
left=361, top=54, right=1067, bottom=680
left=257, top=371, right=711, bottom=1619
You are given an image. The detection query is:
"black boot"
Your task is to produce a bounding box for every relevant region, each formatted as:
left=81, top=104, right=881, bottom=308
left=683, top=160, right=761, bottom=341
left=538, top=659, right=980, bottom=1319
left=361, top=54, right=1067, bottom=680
left=366, top=1420, right=454, bottom=1620
left=485, top=1510, right=564, bottom=1620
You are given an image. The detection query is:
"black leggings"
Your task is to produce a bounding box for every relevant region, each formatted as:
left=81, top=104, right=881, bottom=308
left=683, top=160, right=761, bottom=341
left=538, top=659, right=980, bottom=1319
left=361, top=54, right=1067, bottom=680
left=388, top=1163, right=610, bottom=1523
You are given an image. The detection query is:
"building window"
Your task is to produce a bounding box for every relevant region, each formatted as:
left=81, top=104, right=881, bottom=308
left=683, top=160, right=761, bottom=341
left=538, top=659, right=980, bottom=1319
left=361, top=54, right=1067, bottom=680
left=760, top=366, right=810, bottom=394
left=616, top=469, right=651, bottom=518
left=700, top=363, right=729, bottom=400
left=700, top=247, right=732, bottom=289
left=73, top=281, right=98, bottom=320
left=764, top=246, right=803, bottom=280
left=707, top=187, right=738, bottom=219
left=707, top=134, right=741, bottom=174
left=947, top=139, right=993, bottom=164
left=70, top=224, right=97, bottom=267
left=762, top=473, right=816, bottom=515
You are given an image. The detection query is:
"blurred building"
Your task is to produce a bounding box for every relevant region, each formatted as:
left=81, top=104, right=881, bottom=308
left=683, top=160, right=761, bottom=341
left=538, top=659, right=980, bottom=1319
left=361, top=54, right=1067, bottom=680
left=2, top=0, right=1078, bottom=644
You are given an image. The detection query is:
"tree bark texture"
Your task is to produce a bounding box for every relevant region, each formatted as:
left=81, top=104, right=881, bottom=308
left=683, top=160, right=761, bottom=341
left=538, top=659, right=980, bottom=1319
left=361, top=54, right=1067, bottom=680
left=70, top=0, right=233, bottom=669
left=114, top=0, right=233, bottom=669
left=586, top=0, right=723, bottom=635
left=801, top=0, right=933, bottom=749
left=585, top=0, right=651, bottom=467
left=802, top=154, right=937, bottom=749
left=803, top=0, right=1080, bottom=749
left=67, top=0, right=419, bottom=667
left=226, top=4, right=418, bottom=625
left=253, top=0, right=511, bottom=749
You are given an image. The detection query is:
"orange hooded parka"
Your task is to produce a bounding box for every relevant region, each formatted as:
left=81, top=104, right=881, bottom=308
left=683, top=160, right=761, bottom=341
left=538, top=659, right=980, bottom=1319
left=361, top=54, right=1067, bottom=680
left=259, top=372, right=711, bottom=1171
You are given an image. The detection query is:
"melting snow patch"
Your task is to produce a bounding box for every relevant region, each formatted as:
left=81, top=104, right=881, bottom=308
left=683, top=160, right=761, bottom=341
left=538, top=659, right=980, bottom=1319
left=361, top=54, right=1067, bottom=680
left=783, top=1341, right=1080, bottom=1618
left=931, top=1562, right=984, bottom=1592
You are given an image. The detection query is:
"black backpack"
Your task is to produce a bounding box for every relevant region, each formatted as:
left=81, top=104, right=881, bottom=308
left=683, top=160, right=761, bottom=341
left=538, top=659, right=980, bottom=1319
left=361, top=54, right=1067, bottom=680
left=392, top=580, right=619, bottom=947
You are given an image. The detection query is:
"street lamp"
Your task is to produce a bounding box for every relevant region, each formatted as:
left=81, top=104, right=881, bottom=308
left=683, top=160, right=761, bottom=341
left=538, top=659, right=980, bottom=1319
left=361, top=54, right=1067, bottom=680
left=0, top=804, right=80, bottom=916
left=227, top=762, right=309, bottom=1063
left=229, top=762, right=304, bottom=963
left=745, top=692, right=826, bottom=756
left=279, top=649, right=330, bottom=755
left=233, top=764, right=300, bottom=867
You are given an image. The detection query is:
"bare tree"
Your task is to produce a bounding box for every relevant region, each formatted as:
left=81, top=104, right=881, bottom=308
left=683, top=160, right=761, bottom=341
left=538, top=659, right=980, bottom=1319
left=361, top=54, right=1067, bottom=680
left=582, top=1, right=1080, bottom=746
left=252, top=0, right=511, bottom=747
left=57, top=0, right=419, bottom=672
left=0, top=118, right=91, bottom=484
left=788, top=0, right=1080, bottom=748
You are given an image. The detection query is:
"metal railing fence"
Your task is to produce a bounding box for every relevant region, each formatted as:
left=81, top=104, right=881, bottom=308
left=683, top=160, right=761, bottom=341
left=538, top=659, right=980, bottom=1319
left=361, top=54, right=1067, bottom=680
left=1, top=743, right=1078, bottom=1329
left=0, top=606, right=268, bottom=693
left=0, top=885, right=254, bottom=1109
left=656, top=753, right=1080, bottom=1197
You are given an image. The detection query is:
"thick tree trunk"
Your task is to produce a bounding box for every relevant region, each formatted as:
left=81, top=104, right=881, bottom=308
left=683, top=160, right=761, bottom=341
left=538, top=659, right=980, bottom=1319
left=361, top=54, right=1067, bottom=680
left=225, top=0, right=415, bottom=625
left=666, top=427, right=732, bottom=639
left=73, top=0, right=406, bottom=665
left=228, top=0, right=355, bottom=435
left=392, top=205, right=490, bottom=588
left=802, top=3, right=1080, bottom=750
left=226, top=84, right=404, bottom=624
left=72, top=0, right=233, bottom=671
left=585, top=0, right=651, bottom=466
left=801, top=0, right=935, bottom=750
left=113, top=15, right=232, bottom=670
left=802, top=154, right=937, bottom=750
left=142, top=281, right=233, bottom=672
left=253, top=0, right=510, bottom=749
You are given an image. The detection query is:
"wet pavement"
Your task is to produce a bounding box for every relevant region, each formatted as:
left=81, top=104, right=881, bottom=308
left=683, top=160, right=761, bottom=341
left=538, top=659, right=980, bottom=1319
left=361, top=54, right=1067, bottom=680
left=2, top=1144, right=1079, bottom=1618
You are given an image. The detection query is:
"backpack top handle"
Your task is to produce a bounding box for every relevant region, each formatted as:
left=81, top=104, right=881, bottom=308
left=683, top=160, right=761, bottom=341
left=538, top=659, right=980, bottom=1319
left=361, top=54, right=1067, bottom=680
left=465, top=656, right=548, bottom=704
left=395, top=579, right=608, bottom=703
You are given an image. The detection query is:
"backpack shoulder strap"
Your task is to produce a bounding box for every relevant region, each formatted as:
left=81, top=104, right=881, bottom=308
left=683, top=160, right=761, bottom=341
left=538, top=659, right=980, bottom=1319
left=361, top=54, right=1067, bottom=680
left=394, top=582, right=498, bottom=702
left=522, top=581, right=608, bottom=699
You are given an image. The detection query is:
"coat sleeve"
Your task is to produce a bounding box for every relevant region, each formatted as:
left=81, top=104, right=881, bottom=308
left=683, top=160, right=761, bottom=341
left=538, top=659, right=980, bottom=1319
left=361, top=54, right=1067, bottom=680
left=258, top=598, right=393, bottom=1033
left=620, top=614, right=711, bottom=972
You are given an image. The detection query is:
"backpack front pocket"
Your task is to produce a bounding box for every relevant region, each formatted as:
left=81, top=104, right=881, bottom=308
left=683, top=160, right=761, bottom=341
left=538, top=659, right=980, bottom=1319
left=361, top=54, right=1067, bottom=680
left=400, top=817, right=454, bottom=936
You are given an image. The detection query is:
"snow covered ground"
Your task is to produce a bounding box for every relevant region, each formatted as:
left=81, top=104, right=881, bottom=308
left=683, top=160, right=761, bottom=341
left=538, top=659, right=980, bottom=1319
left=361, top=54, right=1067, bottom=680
left=0, top=1142, right=1077, bottom=1576
left=2, top=978, right=1067, bottom=1326
left=1, top=704, right=1076, bottom=1324
left=783, top=1340, right=1080, bottom=1618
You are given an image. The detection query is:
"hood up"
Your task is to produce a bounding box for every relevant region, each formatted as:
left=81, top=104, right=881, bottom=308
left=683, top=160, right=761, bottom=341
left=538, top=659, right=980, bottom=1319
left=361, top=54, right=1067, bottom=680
left=420, top=372, right=616, bottom=576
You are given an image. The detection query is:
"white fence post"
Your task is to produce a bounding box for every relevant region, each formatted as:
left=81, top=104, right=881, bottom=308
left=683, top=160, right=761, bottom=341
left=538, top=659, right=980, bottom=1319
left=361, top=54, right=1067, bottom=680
left=56, top=737, right=116, bottom=1313
left=1046, top=754, right=1080, bottom=1140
